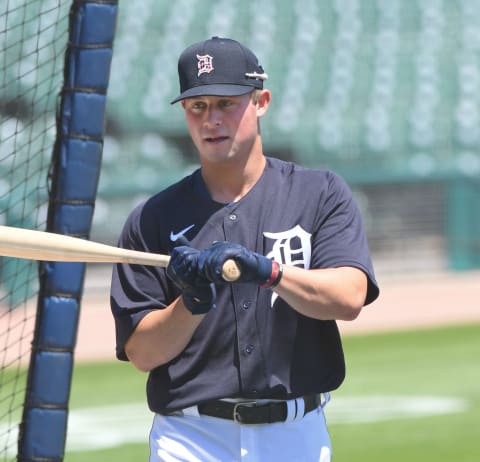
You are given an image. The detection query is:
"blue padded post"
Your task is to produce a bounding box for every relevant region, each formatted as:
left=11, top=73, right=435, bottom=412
left=18, top=1, right=118, bottom=460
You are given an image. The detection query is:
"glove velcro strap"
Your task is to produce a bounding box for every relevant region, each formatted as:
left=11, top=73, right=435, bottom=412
left=259, top=261, right=283, bottom=288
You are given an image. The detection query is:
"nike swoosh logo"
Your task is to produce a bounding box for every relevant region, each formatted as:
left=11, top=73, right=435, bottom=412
left=169, top=224, right=195, bottom=242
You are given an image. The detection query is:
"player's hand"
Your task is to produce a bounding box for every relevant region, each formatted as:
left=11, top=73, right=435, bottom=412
left=166, top=239, right=216, bottom=315
left=199, top=241, right=282, bottom=287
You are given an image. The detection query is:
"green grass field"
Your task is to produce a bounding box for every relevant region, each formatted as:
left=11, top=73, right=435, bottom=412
left=63, top=323, right=480, bottom=462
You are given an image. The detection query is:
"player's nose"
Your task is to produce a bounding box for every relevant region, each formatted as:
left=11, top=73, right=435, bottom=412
left=201, top=104, right=222, bottom=127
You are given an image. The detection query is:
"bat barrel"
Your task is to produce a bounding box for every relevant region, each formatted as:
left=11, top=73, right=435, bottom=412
left=0, top=226, right=170, bottom=266
left=0, top=226, right=241, bottom=280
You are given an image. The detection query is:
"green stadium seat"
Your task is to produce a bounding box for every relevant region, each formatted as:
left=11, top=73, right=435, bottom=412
left=97, top=133, right=190, bottom=200
left=101, top=0, right=480, bottom=181
left=4, top=0, right=479, bottom=182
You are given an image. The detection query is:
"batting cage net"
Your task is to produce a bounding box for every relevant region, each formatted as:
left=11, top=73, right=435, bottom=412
left=1, top=0, right=116, bottom=460
left=1, top=1, right=71, bottom=459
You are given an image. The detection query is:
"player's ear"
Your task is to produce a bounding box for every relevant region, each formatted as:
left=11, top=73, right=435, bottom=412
left=255, top=89, right=271, bottom=118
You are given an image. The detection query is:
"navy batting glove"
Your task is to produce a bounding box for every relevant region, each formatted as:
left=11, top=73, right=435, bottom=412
left=199, top=241, right=281, bottom=286
left=166, top=241, right=216, bottom=315
left=181, top=282, right=216, bottom=315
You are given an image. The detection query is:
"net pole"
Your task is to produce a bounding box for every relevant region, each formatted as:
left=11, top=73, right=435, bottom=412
left=17, top=1, right=118, bottom=460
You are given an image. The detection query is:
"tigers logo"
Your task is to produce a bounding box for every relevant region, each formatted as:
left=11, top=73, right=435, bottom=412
left=264, top=225, right=312, bottom=306
left=197, top=54, right=214, bottom=77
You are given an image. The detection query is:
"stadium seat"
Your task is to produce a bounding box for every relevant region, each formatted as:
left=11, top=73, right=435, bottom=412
left=100, top=0, right=480, bottom=183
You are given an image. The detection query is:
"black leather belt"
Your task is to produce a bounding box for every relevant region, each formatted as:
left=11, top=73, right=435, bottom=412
left=197, top=394, right=321, bottom=425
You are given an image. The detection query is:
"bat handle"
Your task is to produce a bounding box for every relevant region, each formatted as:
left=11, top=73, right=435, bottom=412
left=221, top=259, right=241, bottom=282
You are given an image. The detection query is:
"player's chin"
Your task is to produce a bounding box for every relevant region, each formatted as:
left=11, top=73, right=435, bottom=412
left=200, top=145, right=236, bottom=163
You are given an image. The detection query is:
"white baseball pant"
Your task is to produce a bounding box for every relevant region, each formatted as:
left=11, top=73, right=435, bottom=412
left=149, top=396, right=332, bottom=462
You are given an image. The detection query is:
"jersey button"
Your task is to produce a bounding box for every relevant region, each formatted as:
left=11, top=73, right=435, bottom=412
left=245, top=345, right=255, bottom=354
left=242, top=301, right=252, bottom=310
left=228, top=213, right=238, bottom=221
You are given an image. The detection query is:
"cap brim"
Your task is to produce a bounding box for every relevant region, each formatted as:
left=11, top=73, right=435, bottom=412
left=170, top=84, right=255, bottom=104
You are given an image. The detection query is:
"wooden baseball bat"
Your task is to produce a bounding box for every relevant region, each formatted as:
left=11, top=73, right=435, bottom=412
left=0, top=226, right=241, bottom=282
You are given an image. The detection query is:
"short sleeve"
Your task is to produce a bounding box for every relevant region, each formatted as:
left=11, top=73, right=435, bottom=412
left=311, top=172, right=379, bottom=305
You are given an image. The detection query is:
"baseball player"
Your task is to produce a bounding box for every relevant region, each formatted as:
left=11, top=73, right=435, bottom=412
left=110, top=36, right=379, bottom=462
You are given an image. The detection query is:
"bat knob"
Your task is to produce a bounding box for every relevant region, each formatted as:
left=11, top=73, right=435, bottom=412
left=221, top=259, right=241, bottom=282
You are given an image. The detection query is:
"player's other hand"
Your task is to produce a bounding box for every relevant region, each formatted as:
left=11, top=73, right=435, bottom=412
left=166, top=238, right=216, bottom=315
left=199, top=241, right=281, bottom=287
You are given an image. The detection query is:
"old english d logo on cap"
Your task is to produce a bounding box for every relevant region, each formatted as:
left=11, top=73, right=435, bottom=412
left=197, top=54, right=214, bottom=76
left=171, top=37, right=268, bottom=104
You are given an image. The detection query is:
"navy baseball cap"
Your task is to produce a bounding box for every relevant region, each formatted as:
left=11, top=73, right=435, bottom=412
left=171, top=36, right=268, bottom=104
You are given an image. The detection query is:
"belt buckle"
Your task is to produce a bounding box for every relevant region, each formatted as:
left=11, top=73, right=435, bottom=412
left=233, top=401, right=258, bottom=424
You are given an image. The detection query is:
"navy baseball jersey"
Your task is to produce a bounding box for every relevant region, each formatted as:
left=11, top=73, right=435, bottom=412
left=111, top=157, right=379, bottom=414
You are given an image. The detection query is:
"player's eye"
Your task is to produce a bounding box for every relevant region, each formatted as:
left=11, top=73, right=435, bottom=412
left=219, top=99, right=235, bottom=109
left=189, top=101, right=206, bottom=112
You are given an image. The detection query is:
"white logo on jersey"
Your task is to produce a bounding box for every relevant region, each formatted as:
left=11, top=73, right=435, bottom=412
left=264, top=225, right=312, bottom=306
left=169, top=224, right=195, bottom=242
